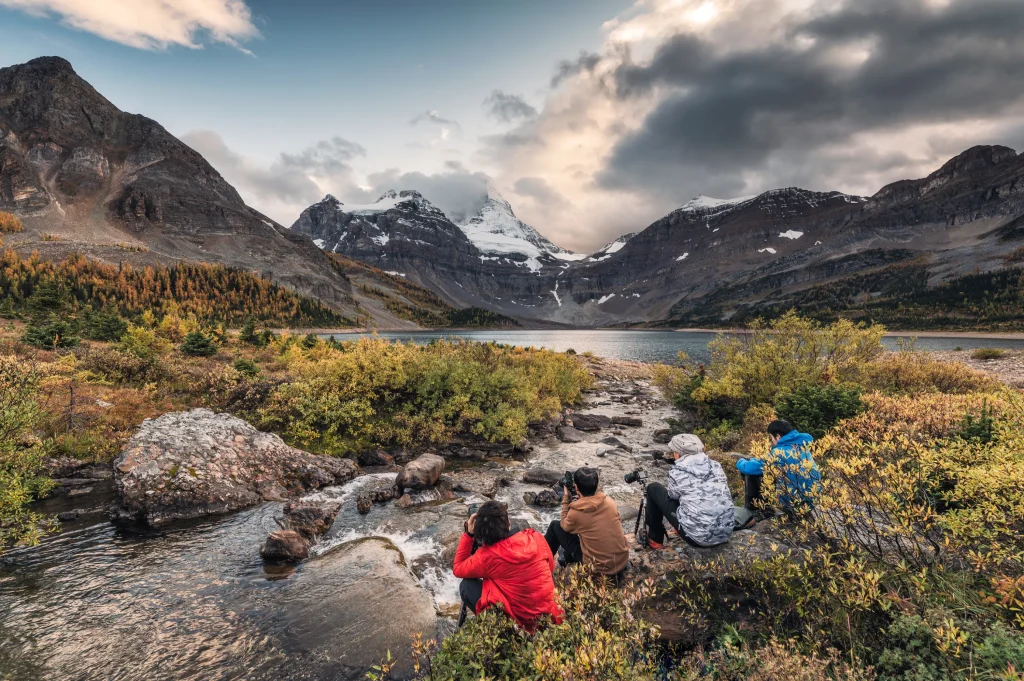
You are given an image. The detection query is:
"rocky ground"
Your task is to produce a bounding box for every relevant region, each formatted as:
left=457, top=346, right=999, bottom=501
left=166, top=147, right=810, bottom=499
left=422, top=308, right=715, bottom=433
left=929, top=349, right=1024, bottom=388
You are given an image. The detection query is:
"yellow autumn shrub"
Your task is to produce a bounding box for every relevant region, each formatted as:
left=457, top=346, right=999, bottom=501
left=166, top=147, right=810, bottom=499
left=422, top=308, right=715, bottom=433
left=261, top=338, right=592, bottom=454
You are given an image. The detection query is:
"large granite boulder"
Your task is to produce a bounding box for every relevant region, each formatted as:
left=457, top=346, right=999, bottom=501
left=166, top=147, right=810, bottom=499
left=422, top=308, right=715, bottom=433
left=260, top=530, right=309, bottom=562
left=111, top=409, right=358, bottom=526
left=395, top=453, right=445, bottom=492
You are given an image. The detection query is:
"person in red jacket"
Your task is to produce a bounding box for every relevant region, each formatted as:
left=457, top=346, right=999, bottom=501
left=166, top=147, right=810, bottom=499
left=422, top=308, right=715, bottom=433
left=453, top=500, right=563, bottom=633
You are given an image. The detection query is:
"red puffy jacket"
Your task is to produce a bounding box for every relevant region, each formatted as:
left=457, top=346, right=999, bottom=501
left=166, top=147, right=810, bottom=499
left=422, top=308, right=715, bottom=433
left=453, top=528, right=563, bottom=632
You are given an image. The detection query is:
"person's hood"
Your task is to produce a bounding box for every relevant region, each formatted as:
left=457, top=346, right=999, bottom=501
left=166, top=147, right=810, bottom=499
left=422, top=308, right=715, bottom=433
left=569, top=491, right=609, bottom=514
left=491, top=527, right=548, bottom=564
left=675, top=452, right=712, bottom=474
left=777, top=430, right=814, bottom=449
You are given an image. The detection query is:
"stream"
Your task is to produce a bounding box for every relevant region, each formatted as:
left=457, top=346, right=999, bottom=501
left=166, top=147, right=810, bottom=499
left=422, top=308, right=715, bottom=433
left=0, top=378, right=674, bottom=680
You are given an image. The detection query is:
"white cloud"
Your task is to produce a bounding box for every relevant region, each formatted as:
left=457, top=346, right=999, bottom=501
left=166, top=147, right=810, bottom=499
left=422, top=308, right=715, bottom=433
left=0, top=0, right=260, bottom=52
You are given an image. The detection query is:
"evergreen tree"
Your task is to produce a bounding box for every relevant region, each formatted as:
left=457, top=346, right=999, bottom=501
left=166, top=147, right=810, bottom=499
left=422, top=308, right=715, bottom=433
left=239, top=318, right=259, bottom=345
left=302, top=333, right=319, bottom=349
left=181, top=331, right=218, bottom=357
left=83, top=309, right=129, bottom=342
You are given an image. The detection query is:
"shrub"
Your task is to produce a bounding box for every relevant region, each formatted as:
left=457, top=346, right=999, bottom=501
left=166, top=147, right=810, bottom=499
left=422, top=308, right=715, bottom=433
left=262, top=338, right=591, bottom=454
left=118, top=325, right=171, bottom=363
left=775, top=383, right=865, bottom=439
left=301, top=333, right=319, bottom=350
left=0, top=211, right=23, bottom=233
left=858, top=351, right=1000, bottom=395
left=971, top=347, right=1006, bottom=361
left=0, top=357, right=55, bottom=552
left=81, top=309, right=128, bottom=342
left=181, top=331, right=218, bottom=357
left=693, top=313, right=885, bottom=410
left=232, top=357, right=260, bottom=378
left=411, top=569, right=660, bottom=680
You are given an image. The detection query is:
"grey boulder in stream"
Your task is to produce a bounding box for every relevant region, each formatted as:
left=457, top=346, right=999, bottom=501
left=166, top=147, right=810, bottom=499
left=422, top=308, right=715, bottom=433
left=111, top=409, right=358, bottom=526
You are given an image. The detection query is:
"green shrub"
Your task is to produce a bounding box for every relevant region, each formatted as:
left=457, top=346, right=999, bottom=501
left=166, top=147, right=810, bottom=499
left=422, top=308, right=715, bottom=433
left=181, top=331, right=218, bottom=357
left=22, top=317, right=79, bottom=349
left=301, top=333, right=319, bottom=349
left=775, top=383, right=865, bottom=439
left=82, top=309, right=128, bottom=342
left=971, top=347, right=1006, bottom=361
left=232, top=357, right=260, bottom=378
left=0, top=358, right=55, bottom=552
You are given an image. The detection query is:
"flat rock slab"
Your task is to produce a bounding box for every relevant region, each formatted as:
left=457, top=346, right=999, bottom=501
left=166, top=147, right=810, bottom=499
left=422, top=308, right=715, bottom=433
left=278, top=538, right=437, bottom=679
left=111, top=408, right=358, bottom=526
left=570, top=414, right=613, bottom=432
left=555, top=425, right=586, bottom=443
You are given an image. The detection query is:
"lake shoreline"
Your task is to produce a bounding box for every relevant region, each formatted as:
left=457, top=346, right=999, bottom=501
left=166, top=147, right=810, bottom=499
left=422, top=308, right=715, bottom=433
left=283, top=327, right=1024, bottom=341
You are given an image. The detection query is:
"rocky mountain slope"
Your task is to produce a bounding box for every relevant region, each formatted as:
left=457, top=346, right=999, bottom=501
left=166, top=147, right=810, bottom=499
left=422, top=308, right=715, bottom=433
left=0, top=56, right=357, bottom=315
left=300, top=145, right=1024, bottom=328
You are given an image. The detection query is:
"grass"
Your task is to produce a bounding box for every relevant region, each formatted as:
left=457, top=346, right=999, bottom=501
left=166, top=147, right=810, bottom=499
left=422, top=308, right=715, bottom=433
left=971, top=347, right=1007, bottom=361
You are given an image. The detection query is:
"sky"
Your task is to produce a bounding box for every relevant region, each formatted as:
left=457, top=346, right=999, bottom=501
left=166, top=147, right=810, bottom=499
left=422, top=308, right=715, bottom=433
left=2, top=0, right=1024, bottom=253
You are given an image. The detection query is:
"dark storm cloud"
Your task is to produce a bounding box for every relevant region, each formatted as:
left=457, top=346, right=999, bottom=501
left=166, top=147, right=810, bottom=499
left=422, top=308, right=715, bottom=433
left=598, top=0, right=1024, bottom=198
left=513, top=176, right=569, bottom=209
left=551, top=50, right=601, bottom=87
left=483, top=90, right=538, bottom=123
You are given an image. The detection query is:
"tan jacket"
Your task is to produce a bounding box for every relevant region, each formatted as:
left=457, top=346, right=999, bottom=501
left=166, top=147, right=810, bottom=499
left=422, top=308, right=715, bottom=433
left=560, top=491, right=630, bottom=575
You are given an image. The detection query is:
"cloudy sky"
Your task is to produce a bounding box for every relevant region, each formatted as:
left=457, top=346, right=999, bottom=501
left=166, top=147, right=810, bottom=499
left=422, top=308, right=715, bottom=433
left=2, top=0, right=1023, bottom=252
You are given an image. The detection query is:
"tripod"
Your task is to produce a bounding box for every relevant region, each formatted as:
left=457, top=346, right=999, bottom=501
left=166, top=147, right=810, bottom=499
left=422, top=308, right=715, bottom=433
left=633, top=483, right=649, bottom=548
left=456, top=536, right=479, bottom=630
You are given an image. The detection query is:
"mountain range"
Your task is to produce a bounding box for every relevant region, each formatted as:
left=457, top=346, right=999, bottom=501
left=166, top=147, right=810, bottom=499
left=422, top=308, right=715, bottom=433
left=3, top=56, right=1024, bottom=330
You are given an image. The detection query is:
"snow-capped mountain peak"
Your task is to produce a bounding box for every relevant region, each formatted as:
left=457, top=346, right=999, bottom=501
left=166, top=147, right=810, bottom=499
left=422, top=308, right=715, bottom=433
left=587, top=232, right=637, bottom=262
left=679, top=194, right=758, bottom=214
left=329, top=189, right=445, bottom=217
left=457, top=187, right=586, bottom=271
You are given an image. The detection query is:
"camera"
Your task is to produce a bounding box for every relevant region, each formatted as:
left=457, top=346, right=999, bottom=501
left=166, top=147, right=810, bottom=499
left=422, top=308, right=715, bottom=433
left=467, top=503, right=481, bottom=518
left=623, top=468, right=648, bottom=485
left=552, top=470, right=577, bottom=501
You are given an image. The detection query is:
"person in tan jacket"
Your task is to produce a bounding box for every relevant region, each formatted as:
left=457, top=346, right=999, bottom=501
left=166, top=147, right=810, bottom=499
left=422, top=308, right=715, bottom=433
left=544, top=467, right=630, bottom=577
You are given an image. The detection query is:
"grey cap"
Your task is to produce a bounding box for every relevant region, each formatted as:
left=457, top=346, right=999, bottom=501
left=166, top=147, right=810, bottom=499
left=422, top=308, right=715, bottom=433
left=668, top=433, right=705, bottom=457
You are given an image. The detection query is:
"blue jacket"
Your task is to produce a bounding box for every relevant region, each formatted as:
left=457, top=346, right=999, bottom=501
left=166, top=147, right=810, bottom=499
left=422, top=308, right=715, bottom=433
left=736, top=430, right=821, bottom=507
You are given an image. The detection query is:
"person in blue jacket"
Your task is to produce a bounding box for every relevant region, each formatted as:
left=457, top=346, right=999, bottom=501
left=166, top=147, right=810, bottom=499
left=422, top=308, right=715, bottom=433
left=736, top=419, right=821, bottom=513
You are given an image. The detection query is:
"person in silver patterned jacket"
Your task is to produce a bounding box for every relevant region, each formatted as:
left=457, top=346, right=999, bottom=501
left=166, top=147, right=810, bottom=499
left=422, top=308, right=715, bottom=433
left=642, top=434, right=735, bottom=549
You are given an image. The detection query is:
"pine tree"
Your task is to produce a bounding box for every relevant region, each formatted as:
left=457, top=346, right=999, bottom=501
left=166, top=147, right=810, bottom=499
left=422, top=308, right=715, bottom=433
left=181, top=331, right=218, bottom=357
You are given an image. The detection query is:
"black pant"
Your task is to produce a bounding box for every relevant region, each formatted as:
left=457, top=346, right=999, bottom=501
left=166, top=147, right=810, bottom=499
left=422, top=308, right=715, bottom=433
left=743, top=473, right=763, bottom=511
left=545, top=520, right=583, bottom=565
left=460, top=578, right=483, bottom=610
left=644, top=482, right=681, bottom=544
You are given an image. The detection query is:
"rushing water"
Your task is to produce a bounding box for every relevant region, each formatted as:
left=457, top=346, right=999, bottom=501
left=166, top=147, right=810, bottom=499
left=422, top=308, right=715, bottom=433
left=0, top=475, right=455, bottom=681
left=323, top=329, right=1024, bottom=364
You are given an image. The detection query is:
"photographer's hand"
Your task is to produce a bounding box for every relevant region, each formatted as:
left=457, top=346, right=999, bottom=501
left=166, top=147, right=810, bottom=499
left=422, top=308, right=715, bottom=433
left=465, top=512, right=477, bottom=536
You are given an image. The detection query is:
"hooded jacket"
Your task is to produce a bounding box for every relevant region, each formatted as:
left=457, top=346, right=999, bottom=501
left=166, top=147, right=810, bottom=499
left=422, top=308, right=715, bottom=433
left=666, top=452, right=735, bottom=547
left=560, top=491, right=630, bottom=575
left=736, top=430, right=820, bottom=507
left=452, top=527, right=563, bottom=632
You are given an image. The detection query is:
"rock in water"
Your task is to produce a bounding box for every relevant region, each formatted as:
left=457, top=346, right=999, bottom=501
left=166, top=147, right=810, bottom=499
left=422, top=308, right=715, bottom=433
left=283, top=502, right=341, bottom=539
left=570, top=414, right=612, bottom=432
left=555, top=425, right=586, bottom=443
left=111, top=408, right=358, bottom=526
left=395, top=453, right=445, bottom=491
left=260, top=530, right=310, bottom=562
left=356, top=494, right=373, bottom=515
left=524, top=490, right=561, bottom=507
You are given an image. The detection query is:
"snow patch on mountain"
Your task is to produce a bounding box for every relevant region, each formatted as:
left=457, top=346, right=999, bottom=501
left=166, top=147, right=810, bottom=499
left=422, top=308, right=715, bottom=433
left=457, top=187, right=583, bottom=269
left=589, top=233, right=637, bottom=261
left=680, top=194, right=758, bottom=213
left=779, top=230, right=804, bottom=239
